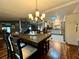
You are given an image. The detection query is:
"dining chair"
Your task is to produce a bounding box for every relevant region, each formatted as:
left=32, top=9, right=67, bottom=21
left=3, top=31, right=14, bottom=59
left=3, top=31, right=26, bottom=59
left=10, top=35, right=37, bottom=59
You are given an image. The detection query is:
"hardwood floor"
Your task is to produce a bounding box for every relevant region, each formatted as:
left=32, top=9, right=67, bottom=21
left=41, top=41, right=78, bottom=59
left=0, top=39, right=7, bottom=59
left=0, top=39, right=78, bottom=59
left=0, top=48, right=7, bottom=59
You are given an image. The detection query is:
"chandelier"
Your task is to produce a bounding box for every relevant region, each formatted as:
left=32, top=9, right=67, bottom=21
left=28, top=0, right=45, bottom=21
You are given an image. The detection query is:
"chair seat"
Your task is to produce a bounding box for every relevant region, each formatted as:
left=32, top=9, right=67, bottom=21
left=22, top=45, right=37, bottom=59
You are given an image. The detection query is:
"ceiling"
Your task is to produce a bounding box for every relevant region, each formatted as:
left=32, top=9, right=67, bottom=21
left=46, top=1, right=79, bottom=19
left=0, top=0, right=79, bottom=18
left=73, top=4, right=79, bottom=13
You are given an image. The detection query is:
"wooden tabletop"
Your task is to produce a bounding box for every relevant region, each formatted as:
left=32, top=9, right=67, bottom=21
left=12, top=32, right=51, bottom=44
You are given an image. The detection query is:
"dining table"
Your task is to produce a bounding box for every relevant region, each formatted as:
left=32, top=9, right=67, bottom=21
left=12, top=32, right=52, bottom=58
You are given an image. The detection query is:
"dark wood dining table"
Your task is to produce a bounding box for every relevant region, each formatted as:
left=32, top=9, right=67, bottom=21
left=12, top=32, right=51, bottom=58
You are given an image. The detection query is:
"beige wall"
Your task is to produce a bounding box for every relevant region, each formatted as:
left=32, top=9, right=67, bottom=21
left=65, top=14, right=79, bottom=45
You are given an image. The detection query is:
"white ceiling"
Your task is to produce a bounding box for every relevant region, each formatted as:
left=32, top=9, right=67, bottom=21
left=46, top=1, right=79, bottom=18
left=73, top=4, right=79, bottom=13
left=0, top=0, right=79, bottom=18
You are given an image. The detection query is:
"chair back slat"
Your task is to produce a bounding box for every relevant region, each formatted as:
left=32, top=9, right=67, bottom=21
left=11, top=36, right=23, bottom=59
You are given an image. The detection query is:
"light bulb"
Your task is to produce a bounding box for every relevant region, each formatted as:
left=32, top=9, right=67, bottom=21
left=36, top=11, right=39, bottom=17
left=28, top=14, right=32, bottom=19
left=42, top=13, right=45, bottom=18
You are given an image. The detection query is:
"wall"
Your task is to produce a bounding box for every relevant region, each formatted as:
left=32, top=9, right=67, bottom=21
left=65, top=14, right=79, bottom=45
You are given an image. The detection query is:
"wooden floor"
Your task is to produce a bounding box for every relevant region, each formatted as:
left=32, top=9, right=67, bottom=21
left=41, top=41, right=78, bottom=59
left=0, top=39, right=7, bottom=59
left=0, top=39, right=78, bottom=59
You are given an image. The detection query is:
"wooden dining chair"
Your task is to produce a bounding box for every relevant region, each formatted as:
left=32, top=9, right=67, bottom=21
left=3, top=31, right=14, bottom=59
left=10, top=35, right=37, bottom=59
left=3, top=30, right=37, bottom=59
left=3, top=31, right=26, bottom=59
